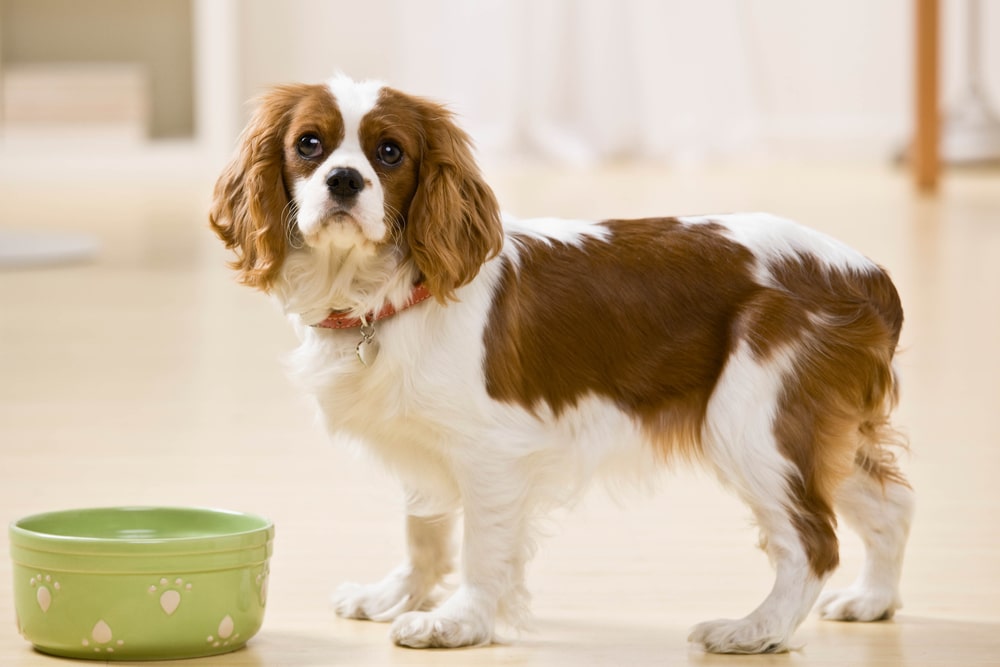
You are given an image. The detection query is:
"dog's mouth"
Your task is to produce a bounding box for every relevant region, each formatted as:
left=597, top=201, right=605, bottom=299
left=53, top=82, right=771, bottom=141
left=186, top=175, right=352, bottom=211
left=324, top=209, right=357, bottom=226
left=300, top=207, right=383, bottom=252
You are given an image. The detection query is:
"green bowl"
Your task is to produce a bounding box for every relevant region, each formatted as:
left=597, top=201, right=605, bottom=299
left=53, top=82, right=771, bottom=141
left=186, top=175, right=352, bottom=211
left=9, top=507, right=273, bottom=661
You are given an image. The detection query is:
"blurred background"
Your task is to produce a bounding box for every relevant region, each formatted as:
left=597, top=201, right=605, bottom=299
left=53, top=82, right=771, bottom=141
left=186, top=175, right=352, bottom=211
left=1, top=3, right=1000, bottom=664
left=0, top=0, right=997, bottom=171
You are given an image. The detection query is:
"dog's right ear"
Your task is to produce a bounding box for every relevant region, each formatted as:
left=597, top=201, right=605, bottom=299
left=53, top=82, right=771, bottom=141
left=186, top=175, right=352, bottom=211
left=209, top=85, right=309, bottom=291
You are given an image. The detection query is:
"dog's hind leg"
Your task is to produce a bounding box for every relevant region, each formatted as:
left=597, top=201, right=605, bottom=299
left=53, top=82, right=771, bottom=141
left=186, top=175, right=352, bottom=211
left=688, top=342, right=844, bottom=654
left=817, top=448, right=914, bottom=622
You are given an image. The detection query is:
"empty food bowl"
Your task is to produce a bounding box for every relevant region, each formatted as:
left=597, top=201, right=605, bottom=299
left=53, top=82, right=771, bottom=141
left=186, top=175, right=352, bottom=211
left=9, top=506, right=273, bottom=660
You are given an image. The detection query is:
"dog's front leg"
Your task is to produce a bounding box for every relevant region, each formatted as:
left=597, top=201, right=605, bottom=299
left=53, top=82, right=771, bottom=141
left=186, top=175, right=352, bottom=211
left=391, top=457, right=530, bottom=648
left=334, top=512, right=455, bottom=622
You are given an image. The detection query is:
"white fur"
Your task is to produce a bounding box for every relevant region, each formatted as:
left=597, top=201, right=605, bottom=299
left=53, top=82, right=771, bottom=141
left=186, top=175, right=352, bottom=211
left=502, top=214, right=611, bottom=247
left=500, top=214, right=612, bottom=268
left=679, top=213, right=876, bottom=286
left=334, top=514, right=455, bottom=622
left=276, top=242, right=416, bottom=325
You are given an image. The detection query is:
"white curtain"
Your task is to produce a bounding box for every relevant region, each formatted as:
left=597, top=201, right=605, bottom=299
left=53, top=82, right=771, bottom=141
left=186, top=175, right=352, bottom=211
left=237, top=0, right=915, bottom=164
left=391, top=0, right=763, bottom=165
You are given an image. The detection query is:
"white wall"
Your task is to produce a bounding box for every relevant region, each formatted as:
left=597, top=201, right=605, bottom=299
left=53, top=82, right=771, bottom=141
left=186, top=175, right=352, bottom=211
left=1, top=0, right=194, bottom=138
left=141, top=0, right=992, bottom=164
left=237, top=0, right=394, bottom=101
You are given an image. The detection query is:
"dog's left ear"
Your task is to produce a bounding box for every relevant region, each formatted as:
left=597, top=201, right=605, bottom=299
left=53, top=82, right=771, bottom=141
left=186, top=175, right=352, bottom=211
left=405, top=97, right=504, bottom=302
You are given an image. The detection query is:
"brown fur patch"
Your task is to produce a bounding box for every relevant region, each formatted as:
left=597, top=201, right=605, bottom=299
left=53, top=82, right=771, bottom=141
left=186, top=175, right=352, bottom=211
left=483, top=218, right=758, bottom=458
left=280, top=85, right=345, bottom=184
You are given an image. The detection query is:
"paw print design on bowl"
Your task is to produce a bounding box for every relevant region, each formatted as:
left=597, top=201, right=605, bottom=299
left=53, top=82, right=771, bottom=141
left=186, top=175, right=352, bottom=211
left=81, top=620, right=125, bottom=654
left=149, top=577, right=193, bottom=615
left=29, top=574, right=60, bottom=613
left=206, top=615, right=240, bottom=648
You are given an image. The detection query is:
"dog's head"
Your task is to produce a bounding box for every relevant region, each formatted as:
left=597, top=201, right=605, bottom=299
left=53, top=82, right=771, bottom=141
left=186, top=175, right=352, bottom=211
left=209, top=74, right=503, bottom=301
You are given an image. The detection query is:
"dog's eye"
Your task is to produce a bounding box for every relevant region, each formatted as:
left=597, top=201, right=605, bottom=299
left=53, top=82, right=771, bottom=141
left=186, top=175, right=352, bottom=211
left=376, top=141, right=403, bottom=167
left=296, top=134, right=323, bottom=159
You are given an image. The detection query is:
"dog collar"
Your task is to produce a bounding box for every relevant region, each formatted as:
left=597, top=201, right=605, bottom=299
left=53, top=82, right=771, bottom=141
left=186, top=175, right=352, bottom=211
left=312, top=283, right=433, bottom=330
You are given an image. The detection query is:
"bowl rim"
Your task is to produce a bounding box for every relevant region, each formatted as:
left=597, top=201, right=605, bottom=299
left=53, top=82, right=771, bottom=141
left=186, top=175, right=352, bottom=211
left=9, top=506, right=274, bottom=556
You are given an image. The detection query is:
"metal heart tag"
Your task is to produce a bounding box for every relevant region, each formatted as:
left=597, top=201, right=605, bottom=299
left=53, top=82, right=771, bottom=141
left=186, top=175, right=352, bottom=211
left=356, top=337, right=380, bottom=367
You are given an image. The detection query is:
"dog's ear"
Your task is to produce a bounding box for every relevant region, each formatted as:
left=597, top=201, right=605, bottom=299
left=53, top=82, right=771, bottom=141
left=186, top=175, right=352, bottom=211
left=405, top=98, right=503, bottom=302
left=209, top=86, right=307, bottom=291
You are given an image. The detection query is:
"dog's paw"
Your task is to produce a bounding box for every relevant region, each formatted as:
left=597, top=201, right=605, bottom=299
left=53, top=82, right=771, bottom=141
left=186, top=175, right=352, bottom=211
left=390, top=609, right=492, bottom=648
left=688, top=617, right=793, bottom=654
left=817, top=585, right=899, bottom=622
left=332, top=567, right=433, bottom=622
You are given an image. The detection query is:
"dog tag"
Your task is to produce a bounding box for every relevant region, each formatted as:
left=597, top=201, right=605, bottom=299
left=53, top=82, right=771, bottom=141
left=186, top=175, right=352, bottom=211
left=356, top=320, right=380, bottom=367
left=356, top=337, right=380, bottom=366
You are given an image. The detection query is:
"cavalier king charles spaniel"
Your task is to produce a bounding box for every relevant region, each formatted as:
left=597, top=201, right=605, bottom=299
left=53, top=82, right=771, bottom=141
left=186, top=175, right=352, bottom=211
left=209, top=74, right=913, bottom=653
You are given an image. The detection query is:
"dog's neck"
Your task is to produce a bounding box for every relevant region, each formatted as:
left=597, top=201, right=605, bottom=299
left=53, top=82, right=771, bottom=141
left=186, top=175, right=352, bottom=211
left=312, top=282, right=433, bottom=330
left=274, top=243, right=421, bottom=325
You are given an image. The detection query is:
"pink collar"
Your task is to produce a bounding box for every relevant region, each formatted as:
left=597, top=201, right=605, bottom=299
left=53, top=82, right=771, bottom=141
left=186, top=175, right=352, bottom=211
left=312, top=283, right=433, bottom=330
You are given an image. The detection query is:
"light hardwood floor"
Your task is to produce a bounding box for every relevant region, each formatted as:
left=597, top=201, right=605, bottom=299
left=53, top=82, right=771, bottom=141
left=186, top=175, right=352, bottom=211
left=1, top=160, right=998, bottom=666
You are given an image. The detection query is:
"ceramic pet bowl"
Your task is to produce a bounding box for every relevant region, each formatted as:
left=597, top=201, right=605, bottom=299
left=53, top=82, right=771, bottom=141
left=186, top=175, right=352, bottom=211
left=9, top=506, right=273, bottom=660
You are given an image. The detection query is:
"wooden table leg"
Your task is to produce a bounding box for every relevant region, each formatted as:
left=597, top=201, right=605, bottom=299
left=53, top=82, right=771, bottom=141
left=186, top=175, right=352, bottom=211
left=914, top=0, right=940, bottom=192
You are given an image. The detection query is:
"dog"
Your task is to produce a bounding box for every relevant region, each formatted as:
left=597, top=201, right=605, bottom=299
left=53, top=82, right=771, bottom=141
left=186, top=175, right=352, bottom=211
left=209, top=74, right=913, bottom=653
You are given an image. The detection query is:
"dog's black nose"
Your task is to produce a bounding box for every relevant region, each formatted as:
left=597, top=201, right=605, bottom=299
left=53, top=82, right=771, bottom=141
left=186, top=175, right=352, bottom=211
left=326, top=167, right=365, bottom=198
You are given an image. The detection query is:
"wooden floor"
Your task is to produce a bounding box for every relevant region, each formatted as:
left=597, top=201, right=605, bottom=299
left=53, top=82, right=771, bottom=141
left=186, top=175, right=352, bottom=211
left=1, top=159, right=998, bottom=665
